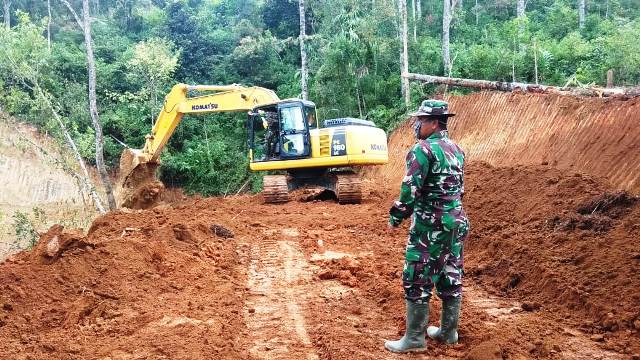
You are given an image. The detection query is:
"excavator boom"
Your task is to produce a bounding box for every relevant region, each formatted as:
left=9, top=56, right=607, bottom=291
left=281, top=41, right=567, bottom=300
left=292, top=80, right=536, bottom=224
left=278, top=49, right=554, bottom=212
left=118, top=83, right=280, bottom=208
left=144, top=83, right=279, bottom=162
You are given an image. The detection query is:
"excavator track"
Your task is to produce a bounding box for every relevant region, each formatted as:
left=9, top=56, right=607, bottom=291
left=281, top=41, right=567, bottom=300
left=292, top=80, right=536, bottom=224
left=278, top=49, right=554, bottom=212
left=335, top=173, right=362, bottom=204
left=263, top=175, right=290, bottom=204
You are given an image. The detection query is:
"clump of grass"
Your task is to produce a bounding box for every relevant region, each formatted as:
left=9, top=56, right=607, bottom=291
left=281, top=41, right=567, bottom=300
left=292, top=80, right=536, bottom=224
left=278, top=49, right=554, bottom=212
left=11, top=207, right=46, bottom=251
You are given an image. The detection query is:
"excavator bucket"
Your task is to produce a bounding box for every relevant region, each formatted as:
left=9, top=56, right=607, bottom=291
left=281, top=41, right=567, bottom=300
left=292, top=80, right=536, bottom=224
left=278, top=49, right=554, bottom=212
left=119, top=148, right=145, bottom=182
left=117, top=148, right=164, bottom=209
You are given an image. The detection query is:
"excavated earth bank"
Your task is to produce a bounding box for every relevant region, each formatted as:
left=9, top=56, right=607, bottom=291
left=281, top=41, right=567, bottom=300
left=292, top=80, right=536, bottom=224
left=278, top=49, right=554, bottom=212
left=0, top=92, right=639, bottom=359
left=369, top=92, right=640, bottom=193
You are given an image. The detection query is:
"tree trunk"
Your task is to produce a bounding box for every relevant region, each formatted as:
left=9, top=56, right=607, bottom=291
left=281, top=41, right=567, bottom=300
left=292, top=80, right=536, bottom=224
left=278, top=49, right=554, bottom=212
left=578, top=0, right=586, bottom=29
left=516, top=0, right=525, bottom=17
left=475, top=0, right=479, bottom=25
left=3, top=0, right=10, bottom=30
left=404, top=72, right=640, bottom=98
left=416, top=0, right=421, bottom=25
left=517, top=0, right=525, bottom=33
left=399, top=0, right=409, bottom=106
left=533, top=38, right=538, bottom=85
left=81, top=0, right=117, bottom=210
left=47, top=0, right=52, bottom=52
left=298, top=0, right=308, bottom=100
left=442, top=0, right=453, bottom=75
left=412, top=0, right=417, bottom=41
left=34, top=84, right=106, bottom=213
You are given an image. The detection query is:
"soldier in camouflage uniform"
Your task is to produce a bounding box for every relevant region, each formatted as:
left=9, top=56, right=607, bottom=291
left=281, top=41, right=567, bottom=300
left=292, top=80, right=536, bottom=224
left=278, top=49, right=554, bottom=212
left=384, top=100, right=470, bottom=353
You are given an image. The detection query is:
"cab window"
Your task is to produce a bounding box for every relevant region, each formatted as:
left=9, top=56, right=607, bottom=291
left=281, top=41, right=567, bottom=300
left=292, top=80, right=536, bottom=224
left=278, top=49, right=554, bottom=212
left=280, top=106, right=306, bottom=131
left=279, top=106, right=308, bottom=157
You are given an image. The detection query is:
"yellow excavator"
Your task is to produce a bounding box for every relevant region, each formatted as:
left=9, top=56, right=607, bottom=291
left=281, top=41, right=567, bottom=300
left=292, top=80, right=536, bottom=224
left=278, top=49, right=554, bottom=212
left=118, top=83, right=388, bottom=205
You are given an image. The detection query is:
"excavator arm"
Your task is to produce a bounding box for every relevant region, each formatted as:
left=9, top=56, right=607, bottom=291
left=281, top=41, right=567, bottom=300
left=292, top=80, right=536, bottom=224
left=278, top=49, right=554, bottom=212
left=142, top=83, right=280, bottom=163
left=118, top=83, right=280, bottom=205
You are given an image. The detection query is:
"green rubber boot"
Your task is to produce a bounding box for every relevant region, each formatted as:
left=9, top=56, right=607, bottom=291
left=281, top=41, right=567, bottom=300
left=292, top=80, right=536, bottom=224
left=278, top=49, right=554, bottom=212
left=427, top=297, right=461, bottom=344
left=384, top=301, right=429, bottom=353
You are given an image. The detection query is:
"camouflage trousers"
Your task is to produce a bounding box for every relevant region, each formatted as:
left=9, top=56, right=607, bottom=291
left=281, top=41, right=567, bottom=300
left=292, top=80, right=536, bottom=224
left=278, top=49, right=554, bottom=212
left=402, top=223, right=469, bottom=304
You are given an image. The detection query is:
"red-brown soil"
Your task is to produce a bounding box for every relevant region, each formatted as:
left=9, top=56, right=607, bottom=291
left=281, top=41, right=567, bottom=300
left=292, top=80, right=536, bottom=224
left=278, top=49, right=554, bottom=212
left=1, top=92, right=639, bottom=359
left=0, top=161, right=638, bottom=359
left=369, top=92, right=640, bottom=194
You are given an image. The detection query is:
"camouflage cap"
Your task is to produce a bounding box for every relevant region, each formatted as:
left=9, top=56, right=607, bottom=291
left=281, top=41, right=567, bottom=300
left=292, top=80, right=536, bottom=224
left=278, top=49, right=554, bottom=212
left=409, top=99, right=456, bottom=118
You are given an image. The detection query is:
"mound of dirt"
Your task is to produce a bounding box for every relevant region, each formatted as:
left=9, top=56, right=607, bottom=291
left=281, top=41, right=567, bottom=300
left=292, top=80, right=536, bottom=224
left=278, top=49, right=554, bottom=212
left=576, top=191, right=638, bottom=217
left=30, top=224, right=93, bottom=264
left=547, top=191, right=638, bottom=233
left=0, top=204, right=247, bottom=359
left=464, top=163, right=640, bottom=353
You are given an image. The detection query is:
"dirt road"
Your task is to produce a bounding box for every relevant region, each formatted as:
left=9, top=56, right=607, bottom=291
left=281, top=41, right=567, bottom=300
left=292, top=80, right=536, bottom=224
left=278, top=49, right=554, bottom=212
left=0, top=162, right=638, bottom=359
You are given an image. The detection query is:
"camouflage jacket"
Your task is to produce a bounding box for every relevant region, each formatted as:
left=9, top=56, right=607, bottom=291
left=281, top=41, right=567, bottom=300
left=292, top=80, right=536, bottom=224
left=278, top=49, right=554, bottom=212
left=389, top=130, right=467, bottom=232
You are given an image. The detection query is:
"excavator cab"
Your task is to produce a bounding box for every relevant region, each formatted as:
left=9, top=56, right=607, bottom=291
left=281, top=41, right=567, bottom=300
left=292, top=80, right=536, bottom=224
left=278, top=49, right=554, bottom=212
left=248, top=100, right=316, bottom=162
left=246, top=98, right=388, bottom=204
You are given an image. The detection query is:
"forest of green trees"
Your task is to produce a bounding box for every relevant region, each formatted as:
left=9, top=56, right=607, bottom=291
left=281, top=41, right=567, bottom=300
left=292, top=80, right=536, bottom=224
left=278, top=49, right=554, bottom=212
left=1, top=0, right=639, bottom=198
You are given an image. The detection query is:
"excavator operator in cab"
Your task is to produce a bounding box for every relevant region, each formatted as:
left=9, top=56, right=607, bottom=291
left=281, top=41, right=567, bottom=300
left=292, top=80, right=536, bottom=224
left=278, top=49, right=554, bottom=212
left=261, top=111, right=280, bottom=159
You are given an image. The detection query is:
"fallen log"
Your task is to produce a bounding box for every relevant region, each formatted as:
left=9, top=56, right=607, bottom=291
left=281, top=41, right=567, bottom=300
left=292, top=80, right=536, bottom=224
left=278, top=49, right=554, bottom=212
left=404, top=73, right=640, bottom=99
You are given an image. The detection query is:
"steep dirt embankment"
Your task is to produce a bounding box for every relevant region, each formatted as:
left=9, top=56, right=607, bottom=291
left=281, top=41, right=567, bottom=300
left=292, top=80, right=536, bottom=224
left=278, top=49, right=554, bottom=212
left=463, top=164, right=640, bottom=350
left=371, top=92, right=640, bottom=193
left=0, top=117, right=95, bottom=259
left=0, top=120, right=82, bottom=206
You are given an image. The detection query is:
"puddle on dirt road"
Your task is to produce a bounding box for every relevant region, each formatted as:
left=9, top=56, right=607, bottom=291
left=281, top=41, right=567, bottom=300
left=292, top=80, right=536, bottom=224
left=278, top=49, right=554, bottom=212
left=152, top=315, right=217, bottom=328
left=466, top=286, right=522, bottom=327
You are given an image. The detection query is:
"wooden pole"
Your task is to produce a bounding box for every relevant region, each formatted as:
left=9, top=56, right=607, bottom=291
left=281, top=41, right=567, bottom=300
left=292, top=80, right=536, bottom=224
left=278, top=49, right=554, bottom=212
left=399, top=0, right=410, bottom=106
left=298, top=0, right=308, bottom=100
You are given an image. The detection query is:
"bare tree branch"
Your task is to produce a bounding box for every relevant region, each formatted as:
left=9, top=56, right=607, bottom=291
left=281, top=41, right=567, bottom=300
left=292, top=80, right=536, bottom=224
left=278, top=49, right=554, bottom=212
left=58, top=0, right=84, bottom=31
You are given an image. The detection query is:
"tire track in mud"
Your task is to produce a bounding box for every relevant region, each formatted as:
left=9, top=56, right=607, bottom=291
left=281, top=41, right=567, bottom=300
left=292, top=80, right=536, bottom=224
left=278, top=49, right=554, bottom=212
left=241, top=228, right=319, bottom=360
